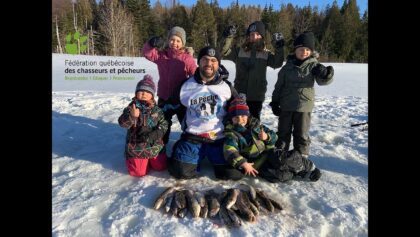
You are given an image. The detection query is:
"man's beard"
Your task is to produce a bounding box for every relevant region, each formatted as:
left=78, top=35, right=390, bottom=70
left=200, top=66, right=217, bottom=81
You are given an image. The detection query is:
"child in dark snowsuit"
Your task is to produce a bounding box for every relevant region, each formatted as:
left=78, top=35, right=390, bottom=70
left=223, top=97, right=321, bottom=182
left=118, top=75, right=168, bottom=177
left=270, top=31, right=334, bottom=158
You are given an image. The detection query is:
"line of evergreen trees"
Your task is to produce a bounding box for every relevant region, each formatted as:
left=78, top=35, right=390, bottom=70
left=52, top=0, right=367, bottom=63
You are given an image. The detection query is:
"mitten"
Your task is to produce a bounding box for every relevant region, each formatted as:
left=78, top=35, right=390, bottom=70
left=269, top=101, right=282, bottom=116
left=148, top=36, right=164, bottom=48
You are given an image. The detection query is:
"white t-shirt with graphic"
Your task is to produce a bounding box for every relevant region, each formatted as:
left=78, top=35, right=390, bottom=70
left=180, top=77, right=232, bottom=140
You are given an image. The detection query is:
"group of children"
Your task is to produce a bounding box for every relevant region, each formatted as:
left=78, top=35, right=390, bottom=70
left=118, top=23, right=333, bottom=183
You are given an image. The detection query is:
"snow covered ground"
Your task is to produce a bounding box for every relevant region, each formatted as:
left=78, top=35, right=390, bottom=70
left=52, top=54, right=368, bottom=237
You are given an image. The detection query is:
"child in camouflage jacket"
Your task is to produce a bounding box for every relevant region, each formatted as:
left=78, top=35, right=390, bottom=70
left=118, top=75, right=168, bottom=177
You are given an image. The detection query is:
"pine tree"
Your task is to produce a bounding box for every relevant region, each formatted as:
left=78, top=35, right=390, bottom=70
left=150, top=0, right=166, bottom=38
left=323, top=1, right=343, bottom=61
left=191, top=0, right=216, bottom=52
left=293, top=5, right=313, bottom=36
left=352, top=10, right=368, bottom=62
left=210, top=0, right=224, bottom=46
left=277, top=3, right=295, bottom=55
left=341, top=0, right=362, bottom=61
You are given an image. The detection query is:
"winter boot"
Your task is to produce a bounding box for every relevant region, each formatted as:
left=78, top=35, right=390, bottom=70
left=297, top=166, right=321, bottom=182
left=308, top=168, right=321, bottom=181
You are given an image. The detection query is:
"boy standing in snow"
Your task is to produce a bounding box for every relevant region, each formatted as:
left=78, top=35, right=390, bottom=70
left=223, top=97, right=321, bottom=182
left=142, top=26, right=197, bottom=145
left=220, top=21, right=285, bottom=120
left=118, top=75, right=168, bottom=177
left=270, top=31, right=334, bottom=159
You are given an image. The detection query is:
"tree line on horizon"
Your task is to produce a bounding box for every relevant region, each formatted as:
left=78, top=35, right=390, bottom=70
left=52, top=0, right=367, bottom=63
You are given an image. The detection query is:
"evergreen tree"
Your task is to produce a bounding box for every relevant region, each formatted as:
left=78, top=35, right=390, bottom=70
left=277, top=3, right=295, bottom=55
left=293, top=5, right=313, bottom=36
left=341, top=0, right=361, bottom=61
left=352, top=10, right=368, bottom=62
left=191, top=0, right=216, bottom=52
left=210, top=0, right=224, bottom=46
left=224, top=0, right=246, bottom=46
left=323, top=1, right=343, bottom=61
left=150, top=0, right=166, bottom=38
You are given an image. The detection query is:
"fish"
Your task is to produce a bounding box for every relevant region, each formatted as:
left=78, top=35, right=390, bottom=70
left=153, top=187, right=176, bottom=210
left=175, top=190, right=187, bottom=209
left=164, top=192, right=175, bottom=213
left=239, top=183, right=256, bottom=201
left=205, top=193, right=220, bottom=218
left=184, top=190, right=201, bottom=218
left=224, top=188, right=240, bottom=209
left=219, top=206, right=233, bottom=227
left=178, top=208, right=188, bottom=218
left=226, top=208, right=242, bottom=227
left=256, top=189, right=274, bottom=212
left=235, top=191, right=256, bottom=222
left=170, top=195, right=179, bottom=216
left=194, top=192, right=206, bottom=207
left=200, top=199, right=208, bottom=218
left=269, top=198, right=283, bottom=211
left=248, top=202, right=260, bottom=216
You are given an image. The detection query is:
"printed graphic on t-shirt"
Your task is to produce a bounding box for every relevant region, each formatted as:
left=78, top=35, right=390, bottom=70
left=189, top=92, right=222, bottom=120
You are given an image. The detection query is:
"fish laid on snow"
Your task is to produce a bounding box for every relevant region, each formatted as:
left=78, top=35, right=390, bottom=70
left=175, top=190, right=187, bottom=209
left=269, top=198, right=283, bottom=211
left=239, top=183, right=256, bottom=201
left=164, top=192, right=175, bottom=213
left=206, top=193, right=220, bottom=218
left=154, top=187, right=176, bottom=210
left=235, top=191, right=256, bottom=222
left=224, top=188, right=240, bottom=209
left=184, top=189, right=201, bottom=218
left=256, top=189, right=274, bottom=212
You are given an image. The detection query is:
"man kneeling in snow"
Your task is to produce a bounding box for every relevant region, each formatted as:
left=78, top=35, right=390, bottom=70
left=168, top=46, right=243, bottom=180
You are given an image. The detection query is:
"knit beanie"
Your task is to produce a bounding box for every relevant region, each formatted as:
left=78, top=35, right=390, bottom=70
left=228, top=96, right=250, bottom=117
left=293, top=31, right=315, bottom=51
left=168, top=26, right=186, bottom=46
left=135, top=74, right=156, bottom=97
left=246, top=21, right=266, bottom=39
left=197, top=46, right=221, bottom=65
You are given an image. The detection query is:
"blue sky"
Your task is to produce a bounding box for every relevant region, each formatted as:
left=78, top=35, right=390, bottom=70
left=152, top=0, right=368, bottom=15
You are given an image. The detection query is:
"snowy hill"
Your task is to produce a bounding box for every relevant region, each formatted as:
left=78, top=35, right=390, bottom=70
left=52, top=54, right=368, bottom=237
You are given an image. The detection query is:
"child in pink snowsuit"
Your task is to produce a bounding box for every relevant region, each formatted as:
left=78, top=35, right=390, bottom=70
left=142, top=26, right=197, bottom=144
left=118, top=75, right=169, bottom=177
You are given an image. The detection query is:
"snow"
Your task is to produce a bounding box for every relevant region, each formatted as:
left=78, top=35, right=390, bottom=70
left=52, top=53, right=368, bottom=236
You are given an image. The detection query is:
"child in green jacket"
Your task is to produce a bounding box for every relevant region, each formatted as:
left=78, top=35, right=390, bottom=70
left=223, top=96, right=321, bottom=182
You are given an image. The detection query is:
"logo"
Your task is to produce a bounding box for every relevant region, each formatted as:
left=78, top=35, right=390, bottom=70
left=249, top=24, right=256, bottom=32
left=207, top=48, right=216, bottom=57
left=65, top=31, right=88, bottom=55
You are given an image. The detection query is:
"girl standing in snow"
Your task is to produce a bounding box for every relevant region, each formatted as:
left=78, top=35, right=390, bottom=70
left=142, top=26, right=197, bottom=145
left=270, top=31, right=334, bottom=159
left=220, top=21, right=285, bottom=120
left=118, top=75, right=168, bottom=177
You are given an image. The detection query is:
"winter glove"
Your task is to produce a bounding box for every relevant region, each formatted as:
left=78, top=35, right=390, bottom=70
left=269, top=102, right=282, bottom=116
left=311, top=64, right=333, bottom=79
left=222, top=25, right=237, bottom=38
left=148, top=36, right=164, bottom=48
left=271, top=32, right=285, bottom=48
